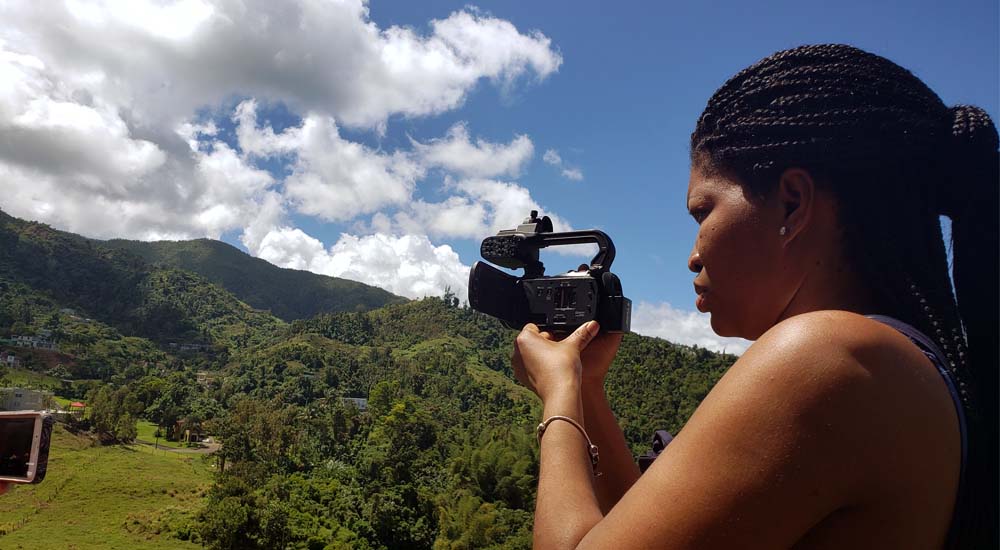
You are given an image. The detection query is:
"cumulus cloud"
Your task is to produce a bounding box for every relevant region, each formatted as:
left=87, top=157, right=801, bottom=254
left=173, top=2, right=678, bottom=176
left=0, top=1, right=560, bottom=237
left=631, top=301, right=751, bottom=355
left=542, top=149, right=561, bottom=165
left=234, top=99, right=421, bottom=222
left=413, top=122, right=533, bottom=178
left=1, top=0, right=561, bottom=129
left=0, top=41, right=277, bottom=241
left=0, top=1, right=567, bottom=300
left=349, top=177, right=591, bottom=256
left=255, top=227, right=471, bottom=300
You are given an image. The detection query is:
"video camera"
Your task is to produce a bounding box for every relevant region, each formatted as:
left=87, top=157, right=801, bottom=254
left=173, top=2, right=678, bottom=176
left=468, top=211, right=631, bottom=333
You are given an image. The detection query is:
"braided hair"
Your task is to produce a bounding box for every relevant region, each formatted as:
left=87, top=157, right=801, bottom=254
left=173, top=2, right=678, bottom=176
left=691, top=44, right=998, bottom=548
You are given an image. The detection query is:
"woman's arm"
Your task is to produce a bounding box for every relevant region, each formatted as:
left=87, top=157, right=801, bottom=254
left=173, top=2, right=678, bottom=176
left=582, top=382, right=641, bottom=513
left=534, top=383, right=605, bottom=548
left=516, top=313, right=881, bottom=550
left=531, top=328, right=641, bottom=512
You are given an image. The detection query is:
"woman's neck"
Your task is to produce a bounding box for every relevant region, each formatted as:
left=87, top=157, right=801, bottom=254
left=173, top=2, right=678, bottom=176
left=776, top=256, right=878, bottom=323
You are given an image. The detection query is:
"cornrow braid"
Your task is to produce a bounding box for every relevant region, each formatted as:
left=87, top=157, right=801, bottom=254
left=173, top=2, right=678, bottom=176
left=691, top=44, right=998, bottom=548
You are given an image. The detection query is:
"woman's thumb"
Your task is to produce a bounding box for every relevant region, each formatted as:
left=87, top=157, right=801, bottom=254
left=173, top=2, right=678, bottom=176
left=568, top=320, right=600, bottom=351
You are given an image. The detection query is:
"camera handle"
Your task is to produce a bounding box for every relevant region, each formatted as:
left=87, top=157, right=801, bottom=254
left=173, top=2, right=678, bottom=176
left=536, top=230, right=616, bottom=275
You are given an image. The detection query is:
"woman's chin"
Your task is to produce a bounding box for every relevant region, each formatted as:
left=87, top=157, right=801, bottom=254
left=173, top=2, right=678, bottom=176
left=708, top=314, right=745, bottom=339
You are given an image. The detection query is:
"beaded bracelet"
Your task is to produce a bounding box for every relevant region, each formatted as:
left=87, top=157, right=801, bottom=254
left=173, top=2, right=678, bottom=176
left=536, top=415, right=601, bottom=476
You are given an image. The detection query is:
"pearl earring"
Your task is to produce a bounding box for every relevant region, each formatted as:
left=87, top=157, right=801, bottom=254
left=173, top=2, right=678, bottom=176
left=779, top=226, right=787, bottom=236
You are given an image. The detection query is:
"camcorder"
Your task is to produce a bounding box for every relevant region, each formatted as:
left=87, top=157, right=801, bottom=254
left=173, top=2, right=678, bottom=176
left=0, top=411, right=53, bottom=485
left=468, top=211, right=631, bottom=333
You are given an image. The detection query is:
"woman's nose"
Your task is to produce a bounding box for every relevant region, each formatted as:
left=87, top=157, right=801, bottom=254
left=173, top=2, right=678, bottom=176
left=688, top=250, right=703, bottom=273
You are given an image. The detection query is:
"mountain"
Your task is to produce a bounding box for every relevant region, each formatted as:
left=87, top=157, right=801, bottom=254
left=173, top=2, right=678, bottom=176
left=100, top=238, right=406, bottom=321
left=0, top=209, right=283, bottom=350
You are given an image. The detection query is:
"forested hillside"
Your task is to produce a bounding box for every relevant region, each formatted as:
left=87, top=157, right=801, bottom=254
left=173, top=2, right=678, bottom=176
left=198, top=297, right=732, bottom=549
left=0, top=210, right=736, bottom=549
left=101, top=238, right=406, bottom=321
left=0, top=209, right=284, bottom=350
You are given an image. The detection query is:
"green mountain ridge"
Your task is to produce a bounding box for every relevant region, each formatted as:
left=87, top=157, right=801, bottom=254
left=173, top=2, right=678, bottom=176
left=101, top=237, right=407, bottom=321
left=0, top=209, right=283, bottom=351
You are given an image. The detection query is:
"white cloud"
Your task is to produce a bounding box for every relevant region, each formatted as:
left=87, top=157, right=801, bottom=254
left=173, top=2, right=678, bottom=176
left=631, top=301, right=751, bottom=355
left=0, top=1, right=560, bottom=242
left=0, top=1, right=570, bottom=304
left=233, top=99, right=422, bottom=222
left=348, top=177, right=591, bottom=257
left=561, top=167, right=583, bottom=181
left=540, top=147, right=583, bottom=181
left=394, top=197, right=490, bottom=239
left=413, top=122, right=533, bottom=178
left=255, top=227, right=470, bottom=300
left=1, top=1, right=561, bottom=129
left=0, top=42, right=276, bottom=241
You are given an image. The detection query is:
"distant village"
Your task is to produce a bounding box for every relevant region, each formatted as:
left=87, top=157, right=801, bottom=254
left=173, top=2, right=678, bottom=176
left=0, top=325, right=64, bottom=414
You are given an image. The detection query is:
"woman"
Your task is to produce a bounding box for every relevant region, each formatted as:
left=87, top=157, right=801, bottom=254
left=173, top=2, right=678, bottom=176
left=512, top=44, right=997, bottom=549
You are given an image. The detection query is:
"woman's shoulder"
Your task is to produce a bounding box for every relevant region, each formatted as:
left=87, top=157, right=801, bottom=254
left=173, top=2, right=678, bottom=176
left=719, top=309, right=960, bottom=497
left=733, top=310, right=950, bottom=418
left=601, top=311, right=960, bottom=548
left=745, top=310, right=933, bottom=377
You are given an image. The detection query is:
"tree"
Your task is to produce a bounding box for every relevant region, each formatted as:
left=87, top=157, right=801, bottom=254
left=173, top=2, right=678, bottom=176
left=86, top=385, right=140, bottom=443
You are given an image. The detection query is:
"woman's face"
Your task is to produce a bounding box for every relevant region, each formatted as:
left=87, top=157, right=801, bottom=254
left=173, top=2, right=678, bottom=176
left=686, top=165, right=789, bottom=340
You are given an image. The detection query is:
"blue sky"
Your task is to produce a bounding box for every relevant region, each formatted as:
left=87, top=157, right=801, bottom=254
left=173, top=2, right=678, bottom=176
left=0, top=0, right=995, bottom=352
left=370, top=0, right=1000, bottom=306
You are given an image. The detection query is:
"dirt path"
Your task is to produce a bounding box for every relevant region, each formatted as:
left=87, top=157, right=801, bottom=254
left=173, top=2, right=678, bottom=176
left=133, top=438, right=221, bottom=454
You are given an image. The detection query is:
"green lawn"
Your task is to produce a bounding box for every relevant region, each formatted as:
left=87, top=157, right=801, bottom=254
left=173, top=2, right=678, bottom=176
left=2, top=368, right=61, bottom=390
left=136, top=421, right=187, bottom=449
left=0, top=424, right=212, bottom=549
left=52, top=396, right=74, bottom=409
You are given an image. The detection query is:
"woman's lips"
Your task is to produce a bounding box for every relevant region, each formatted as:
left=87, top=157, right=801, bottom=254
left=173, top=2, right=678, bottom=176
left=694, top=282, right=709, bottom=312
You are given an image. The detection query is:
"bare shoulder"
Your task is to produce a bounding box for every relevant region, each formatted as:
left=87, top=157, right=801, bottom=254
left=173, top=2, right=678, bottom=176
left=724, top=309, right=960, bottom=499
left=582, top=310, right=959, bottom=548
left=721, top=311, right=901, bottom=410
left=734, top=310, right=942, bottom=398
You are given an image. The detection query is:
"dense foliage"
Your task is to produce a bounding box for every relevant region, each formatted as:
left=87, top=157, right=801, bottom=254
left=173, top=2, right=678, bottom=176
left=101, top=238, right=406, bottom=321
left=0, top=209, right=736, bottom=549
left=0, top=209, right=285, bottom=349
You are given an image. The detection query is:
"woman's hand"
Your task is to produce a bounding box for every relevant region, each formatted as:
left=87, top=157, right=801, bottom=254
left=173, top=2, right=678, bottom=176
left=511, top=321, right=600, bottom=401
left=580, top=331, right=623, bottom=387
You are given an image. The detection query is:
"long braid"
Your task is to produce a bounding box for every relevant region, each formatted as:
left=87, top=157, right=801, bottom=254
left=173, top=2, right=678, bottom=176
left=691, top=44, right=998, bottom=548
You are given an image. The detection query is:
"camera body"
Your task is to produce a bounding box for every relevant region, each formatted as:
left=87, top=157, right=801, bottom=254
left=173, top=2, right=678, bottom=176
left=468, top=211, right=631, bottom=333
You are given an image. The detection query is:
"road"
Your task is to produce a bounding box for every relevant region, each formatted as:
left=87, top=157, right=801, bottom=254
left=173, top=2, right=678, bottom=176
left=133, top=438, right=221, bottom=454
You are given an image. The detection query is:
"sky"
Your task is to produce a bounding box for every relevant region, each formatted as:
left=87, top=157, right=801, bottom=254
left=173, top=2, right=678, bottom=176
left=0, top=0, right=996, bottom=354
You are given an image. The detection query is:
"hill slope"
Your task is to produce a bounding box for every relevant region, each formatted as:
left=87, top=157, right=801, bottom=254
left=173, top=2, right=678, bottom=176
left=0, top=425, right=212, bottom=550
left=101, top=238, right=407, bottom=321
left=0, top=209, right=283, bottom=350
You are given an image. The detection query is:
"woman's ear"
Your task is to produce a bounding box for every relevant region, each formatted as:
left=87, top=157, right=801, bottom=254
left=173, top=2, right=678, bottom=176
left=777, top=168, right=816, bottom=244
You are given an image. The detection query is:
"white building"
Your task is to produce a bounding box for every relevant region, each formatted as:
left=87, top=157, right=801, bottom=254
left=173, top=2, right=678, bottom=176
left=0, top=351, right=18, bottom=367
left=12, top=334, right=57, bottom=351
left=0, top=388, right=53, bottom=411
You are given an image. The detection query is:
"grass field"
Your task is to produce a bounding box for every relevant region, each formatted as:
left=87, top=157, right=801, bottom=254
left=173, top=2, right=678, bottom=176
left=52, top=396, right=73, bottom=409
left=136, top=421, right=187, bottom=449
left=3, top=368, right=61, bottom=390
left=0, top=424, right=213, bottom=549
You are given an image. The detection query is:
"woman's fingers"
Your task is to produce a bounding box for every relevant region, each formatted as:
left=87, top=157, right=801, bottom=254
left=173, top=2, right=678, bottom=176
left=567, top=321, right=600, bottom=351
